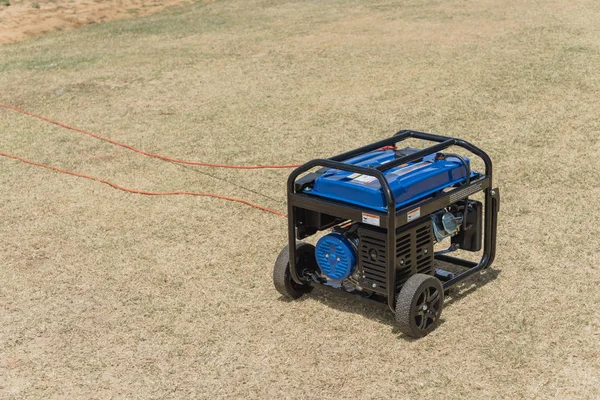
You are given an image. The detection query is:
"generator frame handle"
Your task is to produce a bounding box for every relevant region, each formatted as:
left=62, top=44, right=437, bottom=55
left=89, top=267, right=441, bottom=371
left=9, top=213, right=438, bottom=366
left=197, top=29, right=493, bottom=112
left=287, top=130, right=499, bottom=312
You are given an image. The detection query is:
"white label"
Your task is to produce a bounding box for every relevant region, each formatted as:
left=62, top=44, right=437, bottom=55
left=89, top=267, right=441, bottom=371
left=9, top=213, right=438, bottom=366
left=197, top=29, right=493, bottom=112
left=390, top=161, right=430, bottom=178
left=407, top=207, right=421, bottom=222
left=362, top=213, right=380, bottom=226
left=349, top=174, right=377, bottom=184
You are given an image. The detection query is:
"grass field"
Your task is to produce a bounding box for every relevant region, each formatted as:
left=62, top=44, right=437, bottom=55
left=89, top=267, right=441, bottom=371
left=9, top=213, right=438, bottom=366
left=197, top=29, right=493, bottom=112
left=1, top=0, right=599, bottom=398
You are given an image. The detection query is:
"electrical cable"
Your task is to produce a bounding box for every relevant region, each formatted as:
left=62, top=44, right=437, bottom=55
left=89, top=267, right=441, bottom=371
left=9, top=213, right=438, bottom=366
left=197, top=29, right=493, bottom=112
left=0, top=103, right=301, bottom=170
left=0, top=104, right=403, bottom=218
left=0, top=151, right=287, bottom=218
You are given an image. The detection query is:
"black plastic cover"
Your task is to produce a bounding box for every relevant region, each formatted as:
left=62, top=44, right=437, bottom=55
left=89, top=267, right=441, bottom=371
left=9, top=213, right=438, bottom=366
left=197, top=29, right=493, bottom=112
left=452, top=200, right=482, bottom=252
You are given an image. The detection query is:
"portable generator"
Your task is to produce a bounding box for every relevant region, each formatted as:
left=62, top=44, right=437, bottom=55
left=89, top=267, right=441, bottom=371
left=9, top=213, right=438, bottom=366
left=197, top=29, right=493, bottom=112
left=273, top=130, right=499, bottom=337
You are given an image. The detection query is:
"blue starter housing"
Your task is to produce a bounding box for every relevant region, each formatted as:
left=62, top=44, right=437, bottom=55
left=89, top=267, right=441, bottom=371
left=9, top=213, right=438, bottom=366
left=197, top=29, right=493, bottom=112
left=315, top=233, right=357, bottom=281
left=304, top=149, right=474, bottom=212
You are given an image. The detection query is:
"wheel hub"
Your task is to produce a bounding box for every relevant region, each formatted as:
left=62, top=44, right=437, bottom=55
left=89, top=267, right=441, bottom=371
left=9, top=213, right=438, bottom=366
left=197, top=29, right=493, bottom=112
left=414, top=285, right=441, bottom=331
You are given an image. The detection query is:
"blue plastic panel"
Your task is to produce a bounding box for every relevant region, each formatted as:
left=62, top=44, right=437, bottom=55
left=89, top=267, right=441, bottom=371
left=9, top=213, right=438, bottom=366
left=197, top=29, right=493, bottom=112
left=304, top=150, right=472, bottom=212
left=315, top=233, right=357, bottom=281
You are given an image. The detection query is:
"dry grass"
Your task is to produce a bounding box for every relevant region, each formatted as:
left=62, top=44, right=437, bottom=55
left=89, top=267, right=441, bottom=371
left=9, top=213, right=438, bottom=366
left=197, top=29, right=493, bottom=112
left=1, top=0, right=599, bottom=398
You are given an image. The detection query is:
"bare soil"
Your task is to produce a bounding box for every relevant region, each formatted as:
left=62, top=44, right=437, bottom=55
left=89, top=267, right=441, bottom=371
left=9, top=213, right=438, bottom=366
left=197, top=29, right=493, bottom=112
left=0, top=0, right=191, bottom=44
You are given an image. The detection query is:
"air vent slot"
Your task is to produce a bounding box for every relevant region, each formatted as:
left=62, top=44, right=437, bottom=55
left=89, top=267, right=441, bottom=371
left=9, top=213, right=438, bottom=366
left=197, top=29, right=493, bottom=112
left=358, top=220, right=434, bottom=295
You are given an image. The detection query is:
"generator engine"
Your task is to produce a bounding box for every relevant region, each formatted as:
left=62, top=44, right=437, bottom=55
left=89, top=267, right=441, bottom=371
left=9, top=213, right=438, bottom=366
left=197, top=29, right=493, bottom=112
left=314, top=200, right=478, bottom=293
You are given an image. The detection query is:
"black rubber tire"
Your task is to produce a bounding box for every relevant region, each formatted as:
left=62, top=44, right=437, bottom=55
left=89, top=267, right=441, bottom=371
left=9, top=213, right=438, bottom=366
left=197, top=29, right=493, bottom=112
left=395, top=273, right=444, bottom=338
left=273, top=242, right=316, bottom=299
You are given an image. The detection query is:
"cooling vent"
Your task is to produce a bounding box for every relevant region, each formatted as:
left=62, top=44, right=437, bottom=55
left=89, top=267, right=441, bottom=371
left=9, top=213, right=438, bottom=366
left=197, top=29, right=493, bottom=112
left=358, top=231, right=387, bottom=291
left=358, top=220, right=434, bottom=295
left=415, top=225, right=433, bottom=274
left=395, top=232, right=412, bottom=290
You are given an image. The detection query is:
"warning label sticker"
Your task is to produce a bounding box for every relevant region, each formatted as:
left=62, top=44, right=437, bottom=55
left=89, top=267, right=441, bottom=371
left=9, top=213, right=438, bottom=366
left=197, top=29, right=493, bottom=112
left=390, top=161, right=430, bottom=178
left=348, top=173, right=377, bottom=184
left=362, top=213, right=380, bottom=226
left=407, top=207, right=421, bottom=222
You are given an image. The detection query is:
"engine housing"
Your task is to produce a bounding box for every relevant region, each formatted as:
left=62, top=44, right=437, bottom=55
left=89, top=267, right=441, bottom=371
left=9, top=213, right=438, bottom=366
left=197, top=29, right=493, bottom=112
left=355, top=219, right=434, bottom=294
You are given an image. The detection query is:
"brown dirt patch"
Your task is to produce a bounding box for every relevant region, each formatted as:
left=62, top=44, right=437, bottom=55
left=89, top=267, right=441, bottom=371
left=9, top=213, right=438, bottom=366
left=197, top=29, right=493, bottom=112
left=0, top=0, right=191, bottom=44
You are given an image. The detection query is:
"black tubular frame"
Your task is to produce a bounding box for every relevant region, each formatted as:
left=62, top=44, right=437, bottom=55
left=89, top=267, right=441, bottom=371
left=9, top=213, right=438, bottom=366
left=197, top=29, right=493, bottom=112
left=286, top=130, right=500, bottom=312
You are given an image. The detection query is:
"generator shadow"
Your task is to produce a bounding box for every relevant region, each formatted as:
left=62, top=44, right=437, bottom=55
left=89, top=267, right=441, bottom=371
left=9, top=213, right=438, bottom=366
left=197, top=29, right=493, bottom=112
left=293, top=267, right=500, bottom=340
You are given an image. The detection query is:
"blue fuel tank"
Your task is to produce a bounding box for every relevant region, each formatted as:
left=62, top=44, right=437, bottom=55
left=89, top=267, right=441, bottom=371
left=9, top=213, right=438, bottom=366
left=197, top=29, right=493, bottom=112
left=304, top=149, right=474, bottom=212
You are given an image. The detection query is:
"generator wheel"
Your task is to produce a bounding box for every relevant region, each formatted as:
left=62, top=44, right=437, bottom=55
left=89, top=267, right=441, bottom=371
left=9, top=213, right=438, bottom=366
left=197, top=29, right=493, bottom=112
left=273, top=242, right=316, bottom=299
left=395, top=274, right=444, bottom=338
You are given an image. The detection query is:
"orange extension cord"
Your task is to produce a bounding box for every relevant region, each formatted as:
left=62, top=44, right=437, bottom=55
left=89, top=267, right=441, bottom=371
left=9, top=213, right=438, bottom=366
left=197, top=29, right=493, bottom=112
left=0, top=151, right=287, bottom=218
left=0, top=104, right=394, bottom=217
left=0, top=103, right=301, bottom=170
